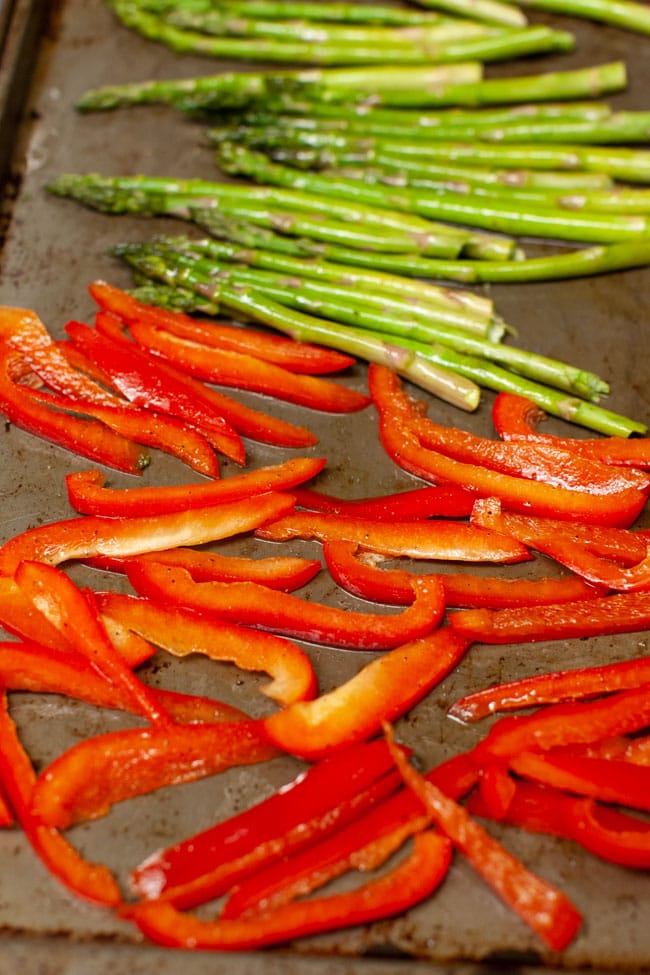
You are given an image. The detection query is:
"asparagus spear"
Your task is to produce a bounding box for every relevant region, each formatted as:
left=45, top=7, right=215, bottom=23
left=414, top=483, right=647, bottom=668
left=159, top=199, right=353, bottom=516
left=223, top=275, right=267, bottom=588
left=106, top=1, right=573, bottom=65
left=189, top=210, right=650, bottom=284
left=217, top=143, right=650, bottom=244
left=501, top=0, right=650, bottom=35
left=111, top=243, right=481, bottom=410
left=414, top=0, right=529, bottom=26
left=139, top=0, right=454, bottom=26
left=47, top=172, right=515, bottom=260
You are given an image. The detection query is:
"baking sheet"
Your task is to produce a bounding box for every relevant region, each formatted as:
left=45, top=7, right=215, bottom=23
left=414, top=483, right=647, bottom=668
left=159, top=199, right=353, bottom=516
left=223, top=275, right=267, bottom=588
left=1, top=1, right=650, bottom=972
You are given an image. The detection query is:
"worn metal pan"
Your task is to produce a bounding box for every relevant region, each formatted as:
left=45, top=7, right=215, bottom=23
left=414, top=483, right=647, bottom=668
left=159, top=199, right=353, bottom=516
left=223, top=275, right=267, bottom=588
left=1, top=1, right=650, bottom=972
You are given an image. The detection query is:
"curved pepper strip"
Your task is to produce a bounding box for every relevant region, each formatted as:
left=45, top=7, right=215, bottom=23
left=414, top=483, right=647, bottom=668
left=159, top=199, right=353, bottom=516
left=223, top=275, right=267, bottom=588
left=132, top=740, right=401, bottom=906
left=412, top=408, right=650, bottom=494
left=65, top=457, right=326, bottom=517
left=384, top=726, right=582, bottom=953
left=255, top=510, right=530, bottom=564
left=89, top=280, right=355, bottom=375
left=29, top=388, right=222, bottom=478
left=124, top=830, right=451, bottom=951
left=322, top=538, right=603, bottom=608
left=0, top=345, right=148, bottom=475
left=15, top=561, right=174, bottom=729
left=0, top=638, right=249, bottom=724
left=0, top=692, right=122, bottom=906
left=126, top=561, right=446, bottom=651
left=472, top=685, right=650, bottom=767
left=471, top=497, right=650, bottom=591
left=128, top=318, right=371, bottom=414
left=30, top=718, right=278, bottom=830
left=449, top=590, right=650, bottom=646
left=493, top=391, right=650, bottom=469
left=89, top=548, right=322, bottom=591
left=0, top=491, right=296, bottom=576
left=369, top=364, right=647, bottom=528
left=65, top=320, right=246, bottom=463
left=57, top=338, right=318, bottom=449
left=291, top=484, right=476, bottom=520
left=449, top=656, right=650, bottom=724
left=468, top=780, right=650, bottom=870
left=96, top=591, right=317, bottom=707
left=264, top=628, right=470, bottom=760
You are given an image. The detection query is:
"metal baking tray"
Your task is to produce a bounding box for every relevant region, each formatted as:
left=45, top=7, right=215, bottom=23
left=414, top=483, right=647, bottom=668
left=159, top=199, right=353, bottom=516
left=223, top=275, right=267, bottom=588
left=1, top=1, right=650, bottom=972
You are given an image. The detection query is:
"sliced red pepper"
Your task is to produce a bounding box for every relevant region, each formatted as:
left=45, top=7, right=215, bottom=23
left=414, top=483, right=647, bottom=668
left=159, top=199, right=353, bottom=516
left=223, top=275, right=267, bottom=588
left=414, top=407, right=649, bottom=494
left=96, top=591, right=317, bottom=707
left=255, top=510, right=530, bottom=564
left=468, top=779, right=650, bottom=869
left=125, top=830, right=451, bottom=951
left=472, top=685, right=650, bottom=766
left=290, top=483, right=476, bottom=520
left=15, top=561, right=174, bottom=728
left=29, top=388, right=222, bottom=478
left=264, top=627, right=470, bottom=760
left=126, top=561, right=446, bottom=650
left=89, top=280, right=355, bottom=375
left=89, top=547, right=322, bottom=591
left=493, top=391, right=650, bottom=469
left=0, top=691, right=122, bottom=905
left=0, top=491, right=296, bottom=576
left=0, top=344, right=148, bottom=474
left=384, top=726, right=582, bottom=952
left=65, top=457, right=326, bottom=517
left=322, top=538, right=603, bottom=608
left=0, top=638, right=248, bottom=724
left=472, top=496, right=650, bottom=591
left=30, top=717, right=277, bottom=829
left=449, top=657, right=650, bottom=724
left=449, top=590, right=650, bottom=646
left=511, top=750, right=650, bottom=814
left=128, top=317, right=371, bottom=413
left=65, top=320, right=246, bottom=463
left=132, top=739, right=400, bottom=905
left=369, top=364, right=646, bottom=528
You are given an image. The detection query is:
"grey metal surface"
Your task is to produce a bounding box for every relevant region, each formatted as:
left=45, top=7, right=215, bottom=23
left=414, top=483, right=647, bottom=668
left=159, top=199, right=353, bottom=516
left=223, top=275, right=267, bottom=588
left=0, top=1, right=650, bottom=972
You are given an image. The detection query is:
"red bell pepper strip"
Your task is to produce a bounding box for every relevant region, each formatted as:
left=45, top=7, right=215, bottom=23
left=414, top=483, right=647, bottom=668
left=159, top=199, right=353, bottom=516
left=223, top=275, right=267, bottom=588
left=89, top=547, right=322, bottom=591
left=322, top=538, right=603, bottom=608
left=0, top=692, right=122, bottom=906
left=14, top=561, right=174, bottom=728
left=89, top=280, right=355, bottom=375
left=468, top=779, right=650, bottom=870
left=384, top=726, right=582, bottom=952
left=471, top=497, right=650, bottom=591
left=57, top=338, right=318, bottom=449
left=511, top=750, right=650, bottom=815
left=132, top=739, right=401, bottom=905
left=64, top=320, right=246, bottom=463
left=65, top=457, right=326, bottom=517
left=472, top=685, right=650, bottom=767
left=290, top=483, right=476, bottom=520
left=0, top=345, right=149, bottom=474
left=264, top=628, right=470, bottom=760
left=124, top=830, right=451, bottom=951
left=255, top=510, right=530, bottom=564
left=96, top=591, right=317, bottom=706
left=128, top=317, right=371, bottom=413
left=0, top=638, right=248, bottom=724
left=493, top=391, right=650, bottom=469
left=449, top=657, right=650, bottom=724
left=0, top=491, right=296, bottom=576
left=369, top=364, right=647, bottom=528
left=449, top=590, right=650, bottom=646
left=126, top=561, right=446, bottom=651
left=28, top=388, right=222, bottom=478
left=30, top=717, right=277, bottom=830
